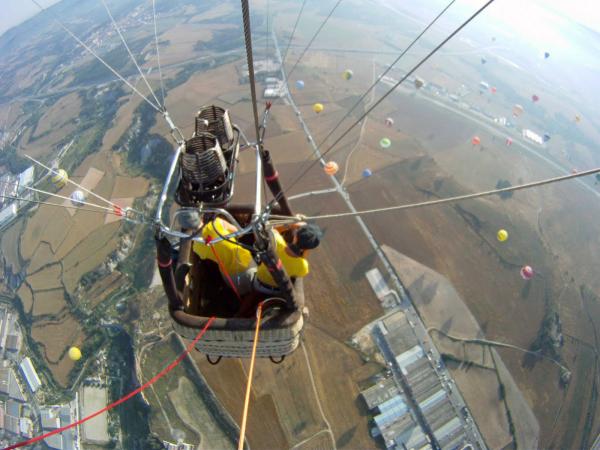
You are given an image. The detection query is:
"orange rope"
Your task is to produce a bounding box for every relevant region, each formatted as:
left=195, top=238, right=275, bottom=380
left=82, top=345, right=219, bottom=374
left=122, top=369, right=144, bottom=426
left=238, top=303, right=263, bottom=450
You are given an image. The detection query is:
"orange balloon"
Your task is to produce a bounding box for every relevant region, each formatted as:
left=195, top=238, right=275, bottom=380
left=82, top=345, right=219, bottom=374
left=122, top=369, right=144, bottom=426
left=324, top=161, right=339, bottom=175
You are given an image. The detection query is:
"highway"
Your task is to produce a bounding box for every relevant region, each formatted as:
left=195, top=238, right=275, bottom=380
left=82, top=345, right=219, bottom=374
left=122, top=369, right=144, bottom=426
left=380, top=77, right=600, bottom=201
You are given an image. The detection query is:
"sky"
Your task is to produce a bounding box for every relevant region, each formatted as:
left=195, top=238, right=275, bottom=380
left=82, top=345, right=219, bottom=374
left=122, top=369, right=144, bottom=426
left=0, top=0, right=61, bottom=36
left=2, top=0, right=600, bottom=43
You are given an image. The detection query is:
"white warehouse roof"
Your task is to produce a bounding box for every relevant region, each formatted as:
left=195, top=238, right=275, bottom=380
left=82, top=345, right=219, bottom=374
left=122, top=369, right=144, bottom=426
left=19, top=357, right=41, bottom=393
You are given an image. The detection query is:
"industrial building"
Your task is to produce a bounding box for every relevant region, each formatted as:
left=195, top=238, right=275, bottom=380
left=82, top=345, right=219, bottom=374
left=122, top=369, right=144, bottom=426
left=163, top=441, right=195, bottom=450
left=19, top=417, right=33, bottom=438
left=0, top=309, right=22, bottom=354
left=377, top=313, right=418, bottom=357
left=239, top=59, right=281, bottom=83
left=366, top=268, right=399, bottom=308
left=361, top=377, right=431, bottom=450
left=0, top=173, right=18, bottom=208
left=3, top=414, right=19, bottom=435
left=373, top=311, right=476, bottom=450
left=0, top=203, right=17, bottom=228
left=38, top=404, right=78, bottom=450
left=522, top=129, right=544, bottom=145
left=262, top=76, right=285, bottom=99
left=44, top=434, right=64, bottom=450
left=41, top=408, right=61, bottom=429
left=0, top=166, right=35, bottom=228
left=0, top=368, right=26, bottom=402
left=361, top=378, right=399, bottom=410
left=19, top=357, right=41, bottom=393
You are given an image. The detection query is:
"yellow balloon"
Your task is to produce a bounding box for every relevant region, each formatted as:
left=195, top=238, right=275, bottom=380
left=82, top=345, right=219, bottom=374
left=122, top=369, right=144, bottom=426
left=51, top=169, right=68, bottom=188
left=313, top=103, right=324, bottom=114
left=497, top=229, right=508, bottom=242
left=68, top=346, right=82, bottom=361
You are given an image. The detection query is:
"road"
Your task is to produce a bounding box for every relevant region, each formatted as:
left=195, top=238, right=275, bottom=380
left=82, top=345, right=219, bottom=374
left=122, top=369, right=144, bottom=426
left=381, top=78, right=600, bottom=201
left=427, top=326, right=569, bottom=373
left=272, top=30, right=487, bottom=450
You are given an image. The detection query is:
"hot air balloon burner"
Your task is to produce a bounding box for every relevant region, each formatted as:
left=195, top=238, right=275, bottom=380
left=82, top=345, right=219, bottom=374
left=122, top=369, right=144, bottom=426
left=175, top=133, right=231, bottom=206
left=195, top=105, right=234, bottom=153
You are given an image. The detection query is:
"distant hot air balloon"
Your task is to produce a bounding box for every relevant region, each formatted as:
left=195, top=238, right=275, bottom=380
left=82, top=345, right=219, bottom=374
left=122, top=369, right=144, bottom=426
left=497, top=229, right=508, bottom=242
left=342, top=69, right=353, bottom=80
left=324, top=161, right=339, bottom=175
left=505, top=137, right=513, bottom=146
left=51, top=169, right=68, bottom=188
left=532, top=94, right=539, bottom=102
left=544, top=52, right=550, bottom=59
left=414, top=77, right=425, bottom=89
left=362, top=168, right=372, bottom=178
left=68, top=346, right=82, bottom=361
left=543, top=133, right=551, bottom=143
left=471, top=136, right=481, bottom=146
left=575, top=115, right=581, bottom=123
left=512, top=104, right=524, bottom=117
left=296, top=80, right=305, bottom=89
left=385, top=117, right=394, bottom=127
left=313, top=103, right=324, bottom=114
left=379, top=138, right=391, bottom=149
left=520, top=265, right=534, bottom=280
left=70, top=190, right=85, bottom=207
left=490, top=86, right=497, bottom=94
left=481, top=57, right=487, bottom=64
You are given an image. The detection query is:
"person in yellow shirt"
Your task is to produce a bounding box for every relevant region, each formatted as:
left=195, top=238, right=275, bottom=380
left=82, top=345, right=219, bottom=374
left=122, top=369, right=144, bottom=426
left=253, top=223, right=322, bottom=294
left=192, top=217, right=254, bottom=294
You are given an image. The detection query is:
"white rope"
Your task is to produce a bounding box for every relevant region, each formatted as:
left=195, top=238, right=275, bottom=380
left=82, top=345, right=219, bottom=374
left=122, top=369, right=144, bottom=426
left=30, top=0, right=162, bottom=114
left=151, top=0, right=166, bottom=106
left=100, top=0, right=164, bottom=110
left=277, top=168, right=600, bottom=223
left=0, top=193, right=123, bottom=217
left=23, top=155, right=134, bottom=213
left=0, top=181, right=115, bottom=213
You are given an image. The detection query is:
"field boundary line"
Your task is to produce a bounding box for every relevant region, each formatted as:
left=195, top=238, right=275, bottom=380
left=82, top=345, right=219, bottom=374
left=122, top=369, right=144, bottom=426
left=300, top=342, right=337, bottom=449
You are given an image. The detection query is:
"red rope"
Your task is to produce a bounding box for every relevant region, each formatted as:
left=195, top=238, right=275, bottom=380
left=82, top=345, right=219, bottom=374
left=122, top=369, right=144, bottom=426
left=205, top=236, right=242, bottom=302
left=5, top=317, right=215, bottom=449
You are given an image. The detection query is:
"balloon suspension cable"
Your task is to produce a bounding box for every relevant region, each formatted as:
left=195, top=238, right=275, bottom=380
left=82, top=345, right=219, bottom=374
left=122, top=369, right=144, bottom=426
left=281, top=0, right=308, bottom=64
left=0, top=193, right=127, bottom=218
left=25, top=155, right=116, bottom=208
left=0, top=181, right=113, bottom=212
left=316, top=0, right=458, bottom=152
left=240, top=0, right=262, bottom=146
left=238, top=302, right=263, bottom=450
left=286, top=0, right=344, bottom=80
left=163, top=111, right=186, bottom=145
left=258, top=101, right=273, bottom=147
left=100, top=0, right=164, bottom=111
left=279, top=0, right=496, bottom=202
left=152, top=0, right=166, bottom=106
left=22, top=155, right=150, bottom=223
left=29, top=0, right=162, bottom=114
left=300, top=166, right=600, bottom=222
